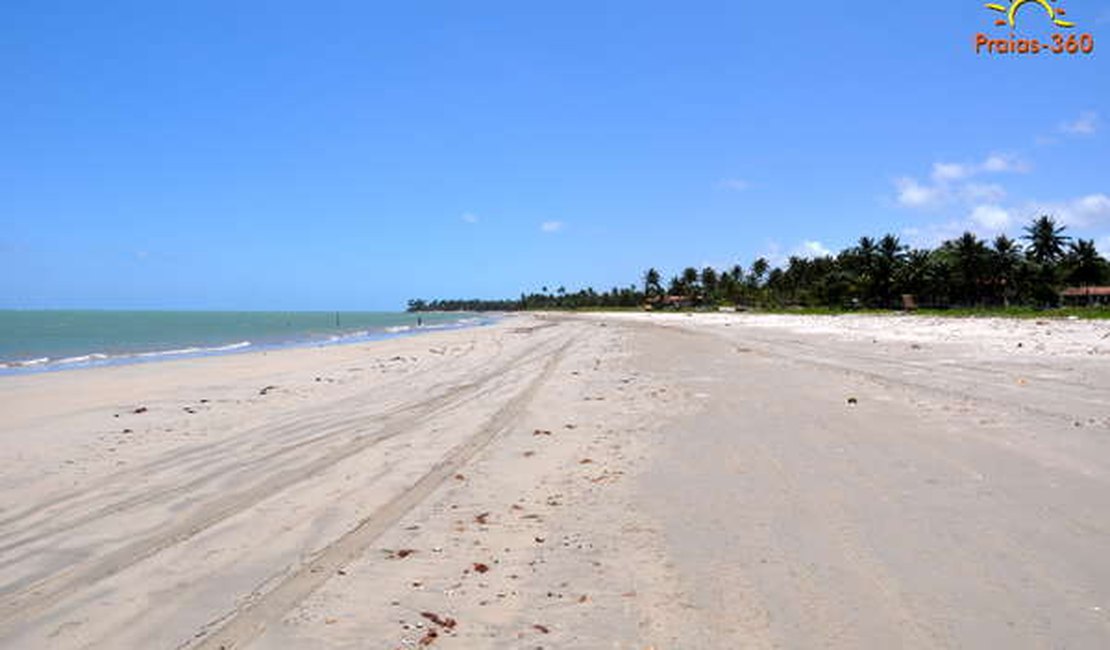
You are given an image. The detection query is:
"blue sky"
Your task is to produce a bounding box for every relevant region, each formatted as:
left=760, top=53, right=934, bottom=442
left=2, top=1, right=1107, bottom=310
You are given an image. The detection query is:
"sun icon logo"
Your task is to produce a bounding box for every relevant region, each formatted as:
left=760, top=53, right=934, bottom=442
left=985, top=0, right=1076, bottom=29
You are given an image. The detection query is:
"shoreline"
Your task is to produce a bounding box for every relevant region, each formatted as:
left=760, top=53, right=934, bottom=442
left=0, top=313, right=496, bottom=376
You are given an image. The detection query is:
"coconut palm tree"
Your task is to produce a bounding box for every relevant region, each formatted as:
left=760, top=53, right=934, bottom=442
left=1066, top=239, right=1107, bottom=286
left=643, top=268, right=662, bottom=300
left=874, top=234, right=907, bottom=307
left=700, top=267, right=719, bottom=303
left=680, top=267, right=701, bottom=303
left=720, top=264, right=743, bottom=305
left=667, top=275, right=684, bottom=297
left=943, top=232, right=989, bottom=305
left=989, top=235, right=1023, bottom=306
left=1022, top=215, right=1070, bottom=305
left=895, top=249, right=933, bottom=303
left=750, top=258, right=769, bottom=287
left=1023, top=215, right=1070, bottom=266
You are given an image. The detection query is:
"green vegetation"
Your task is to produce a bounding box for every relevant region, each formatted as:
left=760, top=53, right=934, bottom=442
left=409, top=216, right=1110, bottom=316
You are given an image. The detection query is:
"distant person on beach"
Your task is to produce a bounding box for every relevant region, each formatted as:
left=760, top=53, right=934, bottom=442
left=417, top=317, right=423, bottom=327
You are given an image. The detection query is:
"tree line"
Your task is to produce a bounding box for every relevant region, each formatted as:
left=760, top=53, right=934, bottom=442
left=408, top=216, right=1109, bottom=312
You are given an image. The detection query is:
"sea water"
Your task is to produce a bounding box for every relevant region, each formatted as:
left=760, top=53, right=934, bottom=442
left=0, top=310, right=489, bottom=373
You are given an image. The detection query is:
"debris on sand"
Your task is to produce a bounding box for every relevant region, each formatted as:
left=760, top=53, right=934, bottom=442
left=533, top=624, right=550, bottom=634
left=579, top=458, right=594, bottom=464
left=474, top=512, right=491, bottom=525
left=420, top=612, right=458, bottom=630
left=846, top=397, right=858, bottom=405
left=259, top=385, right=278, bottom=395
left=590, top=470, right=623, bottom=484
left=533, top=429, right=552, bottom=436
left=386, top=549, right=417, bottom=559
left=132, top=406, right=148, bottom=414
left=472, top=562, right=490, bottom=574
left=418, top=628, right=439, bottom=645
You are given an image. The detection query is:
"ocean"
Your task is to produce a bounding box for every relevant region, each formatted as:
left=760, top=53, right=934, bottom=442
left=0, top=310, right=488, bottom=373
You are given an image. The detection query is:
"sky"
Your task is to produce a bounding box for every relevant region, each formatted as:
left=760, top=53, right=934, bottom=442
left=1, top=1, right=1108, bottom=310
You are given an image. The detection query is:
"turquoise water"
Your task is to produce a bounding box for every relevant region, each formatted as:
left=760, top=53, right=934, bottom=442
left=0, top=311, right=486, bottom=372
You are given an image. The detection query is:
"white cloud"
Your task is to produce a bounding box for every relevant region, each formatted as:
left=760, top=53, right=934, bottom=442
left=902, top=194, right=1110, bottom=248
left=1099, top=236, right=1110, bottom=257
left=540, top=220, right=565, bottom=233
left=461, top=212, right=479, bottom=224
left=901, top=221, right=971, bottom=249
left=718, top=178, right=750, bottom=191
left=760, top=240, right=835, bottom=266
left=928, top=153, right=1029, bottom=179
left=969, top=204, right=1012, bottom=230
left=895, top=153, right=1029, bottom=210
left=794, top=240, right=833, bottom=258
left=756, top=241, right=785, bottom=267
left=1028, top=194, right=1110, bottom=228
left=960, top=183, right=1007, bottom=202
left=895, top=177, right=943, bottom=208
left=1058, top=111, right=1099, bottom=136
left=932, top=163, right=971, bottom=183
left=1075, top=194, right=1110, bottom=220
left=980, top=153, right=1030, bottom=174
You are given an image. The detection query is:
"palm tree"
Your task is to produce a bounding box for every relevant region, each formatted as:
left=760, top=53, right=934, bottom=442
left=855, top=236, right=878, bottom=261
left=944, top=232, right=989, bottom=305
left=1066, top=239, right=1107, bottom=286
left=700, top=267, right=719, bottom=303
left=895, top=249, right=933, bottom=302
left=749, top=258, right=769, bottom=287
left=846, top=236, right=879, bottom=304
left=643, top=268, right=662, bottom=300
left=667, top=275, right=684, bottom=297
left=874, top=234, right=907, bottom=307
left=1023, top=215, right=1070, bottom=265
left=681, top=267, right=700, bottom=302
left=1022, top=215, right=1071, bottom=305
left=987, top=235, right=1023, bottom=306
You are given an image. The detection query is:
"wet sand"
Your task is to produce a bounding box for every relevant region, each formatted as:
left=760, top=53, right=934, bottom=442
left=1, top=313, right=1109, bottom=648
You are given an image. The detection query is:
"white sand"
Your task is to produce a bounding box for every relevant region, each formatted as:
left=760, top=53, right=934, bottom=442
left=2, top=313, right=1109, bottom=648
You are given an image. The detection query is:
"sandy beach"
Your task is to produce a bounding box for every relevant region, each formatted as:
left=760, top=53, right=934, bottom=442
left=2, top=313, right=1110, bottom=649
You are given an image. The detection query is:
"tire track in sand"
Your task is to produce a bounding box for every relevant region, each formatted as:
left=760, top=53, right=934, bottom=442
left=186, top=338, right=572, bottom=650
left=0, top=330, right=572, bottom=634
